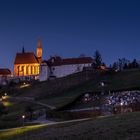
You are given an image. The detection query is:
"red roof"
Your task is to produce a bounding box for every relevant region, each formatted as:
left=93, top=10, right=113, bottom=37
left=48, top=56, right=93, bottom=66
left=0, top=69, right=11, bottom=75
left=14, top=52, right=39, bottom=64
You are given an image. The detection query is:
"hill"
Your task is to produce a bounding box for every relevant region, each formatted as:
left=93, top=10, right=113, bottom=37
left=13, top=69, right=140, bottom=109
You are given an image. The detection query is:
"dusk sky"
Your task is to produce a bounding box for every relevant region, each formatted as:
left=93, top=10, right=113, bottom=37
left=0, top=0, right=140, bottom=71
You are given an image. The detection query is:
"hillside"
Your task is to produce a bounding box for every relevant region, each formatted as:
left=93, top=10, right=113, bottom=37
left=0, top=111, right=140, bottom=140
left=15, top=69, right=140, bottom=108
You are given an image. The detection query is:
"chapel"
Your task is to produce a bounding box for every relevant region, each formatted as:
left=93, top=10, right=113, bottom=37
left=14, top=37, right=42, bottom=79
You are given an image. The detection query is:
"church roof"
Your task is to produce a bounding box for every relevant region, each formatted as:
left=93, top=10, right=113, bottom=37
left=48, top=56, right=93, bottom=66
left=14, top=52, right=39, bottom=64
left=0, top=69, right=11, bottom=76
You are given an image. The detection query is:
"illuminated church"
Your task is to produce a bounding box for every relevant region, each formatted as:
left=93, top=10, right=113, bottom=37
left=14, top=38, right=42, bottom=79
left=14, top=37, right=93, bottom=81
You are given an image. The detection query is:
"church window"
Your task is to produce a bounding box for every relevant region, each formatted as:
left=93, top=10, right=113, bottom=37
left=26, top=66, right=28, bottom=75
left=31, top=66, right=32, bottom=74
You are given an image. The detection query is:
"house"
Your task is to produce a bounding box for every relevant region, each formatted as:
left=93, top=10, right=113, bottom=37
left=39, top=56, right=93, bottom=81
left=0, top=68, right=11, bottom=85
left=13, top=37, right=42, bottom=80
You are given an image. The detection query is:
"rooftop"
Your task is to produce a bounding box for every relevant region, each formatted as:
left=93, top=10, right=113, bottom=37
left=14, top=52, right=39, bottom=64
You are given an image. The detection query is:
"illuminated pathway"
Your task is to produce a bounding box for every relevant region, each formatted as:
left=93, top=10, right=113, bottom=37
left=0, top=118, right=92, bottom=132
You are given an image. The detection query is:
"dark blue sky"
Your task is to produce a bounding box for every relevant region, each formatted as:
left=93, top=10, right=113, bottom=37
left=0, top=0, right=140, bottom=71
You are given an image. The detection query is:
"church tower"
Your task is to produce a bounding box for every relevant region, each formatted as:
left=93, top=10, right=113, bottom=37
left=36, top=37, right=42, bottom=63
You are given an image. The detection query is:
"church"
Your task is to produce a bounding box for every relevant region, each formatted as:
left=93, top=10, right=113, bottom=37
left=14, top=38, right=42, bottom=80
left=14, top=38, right=93, bottom=81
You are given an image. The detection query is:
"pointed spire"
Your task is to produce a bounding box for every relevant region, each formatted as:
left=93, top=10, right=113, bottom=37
left=37, top=36, right=42, bottom=48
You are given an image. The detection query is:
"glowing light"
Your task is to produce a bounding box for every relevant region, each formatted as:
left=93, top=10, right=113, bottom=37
left=20, top=84, right=30, bottom=88
left=2, top=96, right=6, bottom=100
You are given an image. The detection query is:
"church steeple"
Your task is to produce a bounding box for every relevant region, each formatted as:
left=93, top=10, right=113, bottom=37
left=36, top=36, right=42, bottom=63
left=37, top=37, right=42, bottom=48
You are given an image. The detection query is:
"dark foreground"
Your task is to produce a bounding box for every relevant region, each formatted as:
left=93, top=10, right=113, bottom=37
left=0, top=111, right=140, bottom=140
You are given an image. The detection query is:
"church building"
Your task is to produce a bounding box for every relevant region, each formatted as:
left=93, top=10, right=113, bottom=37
left=13, top=37, right=93, bottom=82
left=14, top=38, right=42, bottom=79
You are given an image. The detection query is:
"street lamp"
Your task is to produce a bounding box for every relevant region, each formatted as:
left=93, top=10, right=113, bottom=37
left=101, top=82, right=105, bottom=95
left=22, top=115, right=25, bottom=126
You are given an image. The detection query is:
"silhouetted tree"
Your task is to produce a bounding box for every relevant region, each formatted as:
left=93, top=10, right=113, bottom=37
left=123, top=63, right=128, bottom=69
left=94, top=50, right=102, bottom=67
left=117, top=58, right=129, bottom=71
left=131, top=59, right=139, bottom=68
left=102, top=62, right=106, bottom=67
left=112, top=62, right=118, bottom=70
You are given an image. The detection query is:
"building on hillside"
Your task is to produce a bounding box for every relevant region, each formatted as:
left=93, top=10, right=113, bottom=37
left=39, top=61, right=49, bottom=81
left=13, top=37, right=93, bottom=82
left=0, top=68, right=11, bottom=85
left=14, top=38, right=42, bottom=80
left=39, top=56, right=93, bottom=81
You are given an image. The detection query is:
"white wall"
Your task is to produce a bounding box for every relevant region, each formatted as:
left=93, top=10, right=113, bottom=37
left=51, top=63, right=92, bottom=78
left=39, top=64, right=49, bottom=81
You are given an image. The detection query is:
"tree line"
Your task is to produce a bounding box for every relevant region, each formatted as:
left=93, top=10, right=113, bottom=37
left=92, top=50, right=140, bottom=71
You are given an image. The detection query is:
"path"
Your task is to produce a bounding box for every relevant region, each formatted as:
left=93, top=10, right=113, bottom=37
left=9, top=96, right=56, bottom=110
left=0, top=118, right=92, bottom=132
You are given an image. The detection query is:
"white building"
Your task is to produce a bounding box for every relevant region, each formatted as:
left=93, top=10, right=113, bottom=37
left=39, top=61, right=49, bottom=81
left=39, top=56, right=93, bottom=81
left=0, top=68, right=12, bottom=85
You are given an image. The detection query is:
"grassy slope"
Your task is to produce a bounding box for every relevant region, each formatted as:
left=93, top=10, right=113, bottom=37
left=0, top=101, right=42, bottom=129
left=15, top=69, right=140, bottom=109
left=0, top=111, right=140, bottom=140
left=40, top=69, right=140, bottom=108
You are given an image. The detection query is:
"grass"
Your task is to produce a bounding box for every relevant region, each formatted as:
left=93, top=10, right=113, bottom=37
left=1, top=69, right=140, bottom=129
left=0, top=111, right=140, bottom=140
left=0, top=101, right=43, bottom=129
left=5, top=69, right=139, bottom=109
left=39, top=69, right=140, bottom=109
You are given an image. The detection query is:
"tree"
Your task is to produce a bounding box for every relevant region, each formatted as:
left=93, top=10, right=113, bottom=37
left=123, top=63, right=128, bottom=69
left=112, top=58, right=130, bottom=71
left=112, top=62, right=118, bottom=70
left=102, top=62, right=106, bottom=67
left=117, top=58, right=129, bottom=71
left=131, top=59, right=139, bottom=68
left=94, top=50, right=102, bottom=67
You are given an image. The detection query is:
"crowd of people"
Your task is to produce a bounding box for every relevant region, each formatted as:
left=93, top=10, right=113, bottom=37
left=105, top=90, right=140, bottom=113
